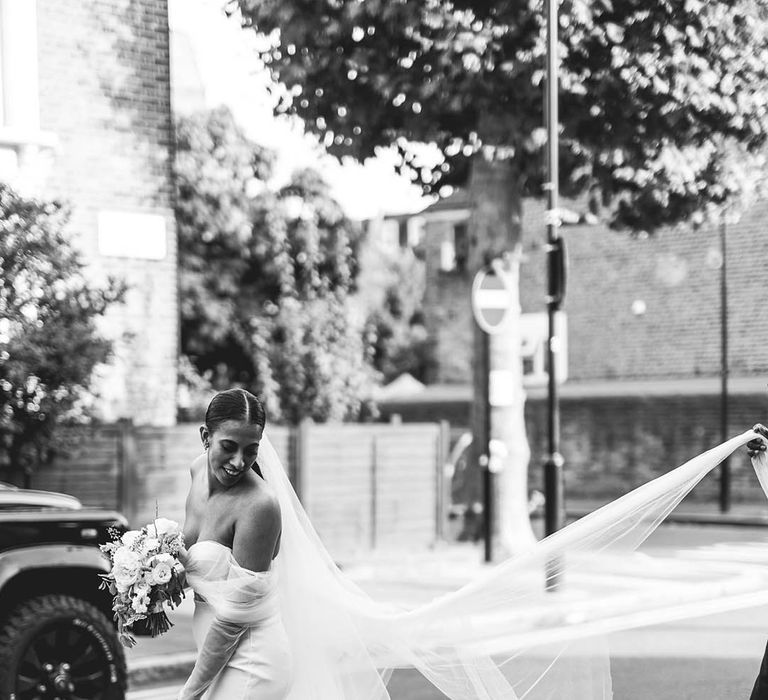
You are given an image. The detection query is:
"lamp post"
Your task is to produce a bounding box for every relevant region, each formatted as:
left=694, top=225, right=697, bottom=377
left=543, top=0, right=565, bottom=538
left=719, top=217, right=730, bottom=513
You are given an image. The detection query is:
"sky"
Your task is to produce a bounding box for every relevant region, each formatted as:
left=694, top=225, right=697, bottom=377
left=167, top=0, right=430, bottom=221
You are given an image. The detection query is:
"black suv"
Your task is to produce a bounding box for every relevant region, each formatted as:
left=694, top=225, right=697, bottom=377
left=0, top=483, right=128, bottom=700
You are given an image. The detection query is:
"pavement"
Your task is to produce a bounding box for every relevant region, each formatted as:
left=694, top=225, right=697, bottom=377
left=125, top=502, right=768, bottom=694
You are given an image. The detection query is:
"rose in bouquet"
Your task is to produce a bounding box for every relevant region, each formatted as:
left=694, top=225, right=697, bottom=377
left=99, top=517, right=186, bottom=647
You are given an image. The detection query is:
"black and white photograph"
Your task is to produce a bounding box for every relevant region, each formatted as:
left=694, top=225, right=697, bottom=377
left=4, top=1, right=768, bottom=698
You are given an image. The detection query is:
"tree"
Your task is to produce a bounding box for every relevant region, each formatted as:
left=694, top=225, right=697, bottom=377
left=0, top=185, right=123, bottom=485
left=175, top=107, right=373, bottom=423
left=258, top=294, right=374, bottom=423
left=175, top=106, right=275, bottom=386
left=357, top=241, right=434, bottom=384
left=234, top=0, right=768, bottom=553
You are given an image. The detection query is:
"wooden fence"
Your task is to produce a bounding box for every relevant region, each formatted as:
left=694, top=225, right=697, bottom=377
left=31, top=420, right=450, bottom=558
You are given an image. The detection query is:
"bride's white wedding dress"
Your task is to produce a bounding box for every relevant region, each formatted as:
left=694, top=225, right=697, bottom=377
left=180, top=430, right=768, bottom=700
left=185, top=540, right=293, bottom=699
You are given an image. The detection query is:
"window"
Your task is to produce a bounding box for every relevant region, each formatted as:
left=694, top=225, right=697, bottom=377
left=398, top=219, right=408, bottom=248
left=439, top=220, right=470, bottom=272
left=0, top=0, right=57, bottom=190
left=379, top=219, right=401, bottom=252
left=439, top=238, right=456, bottom=271
left=520, top=312, right=568, bottom=387
left=0, top=0, right=41, bottom=129
left=406, top=216, right=424, bottom=248
left=453, top=222, right=469, bottom=272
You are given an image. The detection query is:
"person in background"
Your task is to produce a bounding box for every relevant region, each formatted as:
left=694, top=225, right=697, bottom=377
left=747, top=423, right=768, bottom=700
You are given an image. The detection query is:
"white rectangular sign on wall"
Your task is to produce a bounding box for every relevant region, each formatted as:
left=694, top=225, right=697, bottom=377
left=97, top=211, right=167, bottom=260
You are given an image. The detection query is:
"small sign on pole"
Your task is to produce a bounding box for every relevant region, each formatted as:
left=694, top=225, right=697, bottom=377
left=472, top=261, right=512, bottom=562
left=471, top=266, right=512, bottom=334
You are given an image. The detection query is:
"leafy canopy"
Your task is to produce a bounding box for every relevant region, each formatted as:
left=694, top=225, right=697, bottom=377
left=235, top=0, right=768, bottom=230
left=357, top=241, right=434, bottom=384
left=175, top=107, right=373, bottom=422
left=0, top=185, right=123, bottom=478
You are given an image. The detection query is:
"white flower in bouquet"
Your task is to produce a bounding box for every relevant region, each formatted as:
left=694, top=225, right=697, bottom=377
left=132, top=586, right=150, bottom=614
left=112, top=547, right=141, bottom=591
left=151, top=552, right=175, bottom=566
left=149, top=560, right=173, bottom=586
left=147, top=517, right=180, bottom=538
left=142, top=537, right=161, bottom=554
left=121, top=530, right=141, bottom=548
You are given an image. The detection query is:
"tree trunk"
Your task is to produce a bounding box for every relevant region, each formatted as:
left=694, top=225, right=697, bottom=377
left=468, top=155, right=537, bottom=559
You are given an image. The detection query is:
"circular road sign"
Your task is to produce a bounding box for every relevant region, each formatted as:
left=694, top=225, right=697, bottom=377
left=472, top=266, right=512, bottom=334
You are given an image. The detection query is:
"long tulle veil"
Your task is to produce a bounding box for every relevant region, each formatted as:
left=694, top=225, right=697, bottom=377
left=257, top=429, right=768, bottom=699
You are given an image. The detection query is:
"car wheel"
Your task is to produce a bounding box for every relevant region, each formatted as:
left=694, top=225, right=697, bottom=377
left=0, top=594, right=127, bottom=700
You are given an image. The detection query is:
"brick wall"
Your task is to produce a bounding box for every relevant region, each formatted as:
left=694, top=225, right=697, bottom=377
left=36, top=0, right=178, bottom=425
left=380, top=389, right=768, bottom=509
left=423, top=197, right=768, bottom=385
left=526, top=391, right=768, bottom=506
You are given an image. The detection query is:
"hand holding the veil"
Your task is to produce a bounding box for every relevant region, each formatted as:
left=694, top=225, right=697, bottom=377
left=747, top=424, right=768, bottom=458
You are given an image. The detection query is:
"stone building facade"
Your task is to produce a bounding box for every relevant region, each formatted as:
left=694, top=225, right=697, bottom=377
left=1, top=0, right=178, bottom=425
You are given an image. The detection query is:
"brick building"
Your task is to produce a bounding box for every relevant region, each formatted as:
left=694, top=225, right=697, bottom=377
left=0, top=0, right=178, bottom=425
left=379, top=190, right=768, bottom=504
left=419, top=191, right=768, bottom=390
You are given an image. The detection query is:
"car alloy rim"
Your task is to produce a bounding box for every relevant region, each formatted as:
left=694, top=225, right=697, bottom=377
left=15, top=621, right=113, bottom=699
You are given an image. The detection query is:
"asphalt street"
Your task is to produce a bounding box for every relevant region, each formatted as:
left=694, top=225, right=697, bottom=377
left=127, top=524, right=768, bottom=699
left=128, top=657, right=762, bottom=700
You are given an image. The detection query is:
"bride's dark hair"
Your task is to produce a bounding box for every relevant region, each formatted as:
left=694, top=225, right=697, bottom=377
left=205, top=388, right=266, bottom=433
left=205, top=389, right=266, bottom=477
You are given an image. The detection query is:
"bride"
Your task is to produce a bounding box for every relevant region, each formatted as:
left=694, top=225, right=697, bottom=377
left=178, top=389, right=292, bottom=699
left=178, top=389, right=768, bottom=699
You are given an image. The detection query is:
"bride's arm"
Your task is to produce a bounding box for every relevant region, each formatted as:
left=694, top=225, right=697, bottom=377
left=178, top=618, right=247, bottom=700
left=174, top=546, right=189, bottom=590
left=747, top=424, right=768, bottom=457
left=231, top=490, right=281, bottom=572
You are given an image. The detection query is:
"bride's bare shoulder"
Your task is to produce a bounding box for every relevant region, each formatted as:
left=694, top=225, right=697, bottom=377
left=189, top=453, right=207, bottom=477
left=232, top=478, right=281, bottom=536
left=241, top=474, right=280, bottom=513
left=258, top=479, right=281, bottom=517
left=232, top=478, right=282, bottom=567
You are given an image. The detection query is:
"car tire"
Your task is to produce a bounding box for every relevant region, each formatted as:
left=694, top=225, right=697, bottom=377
left=0, top=594, right=127, bottom=700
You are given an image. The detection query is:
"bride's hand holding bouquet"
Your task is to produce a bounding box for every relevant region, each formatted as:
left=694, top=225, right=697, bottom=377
left=99, top=517, right=186, bottom=647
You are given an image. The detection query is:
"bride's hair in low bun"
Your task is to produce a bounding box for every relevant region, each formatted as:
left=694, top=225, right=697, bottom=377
left=205, top=389, right=266, bottom=434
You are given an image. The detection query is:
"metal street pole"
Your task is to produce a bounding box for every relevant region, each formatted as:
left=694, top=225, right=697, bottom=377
left=480, top=328, right=493, bottom=562
left=719, top=217, right=730, bottom=513
left=544, top=0, right=564, bottom=538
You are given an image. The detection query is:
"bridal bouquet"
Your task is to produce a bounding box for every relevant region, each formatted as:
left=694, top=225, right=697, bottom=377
left=99, top=517, right=186, bottom=647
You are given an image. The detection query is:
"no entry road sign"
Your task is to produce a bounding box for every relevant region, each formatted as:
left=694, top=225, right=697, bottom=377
left=472, top=266, right=512, bottom=334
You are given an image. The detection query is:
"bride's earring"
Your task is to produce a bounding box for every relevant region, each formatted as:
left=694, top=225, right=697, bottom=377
left=204, top=439, right=210, bottom=450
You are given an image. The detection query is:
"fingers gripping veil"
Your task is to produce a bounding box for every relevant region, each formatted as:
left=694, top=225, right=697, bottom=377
left=257, top=430, right=768, bottom=700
